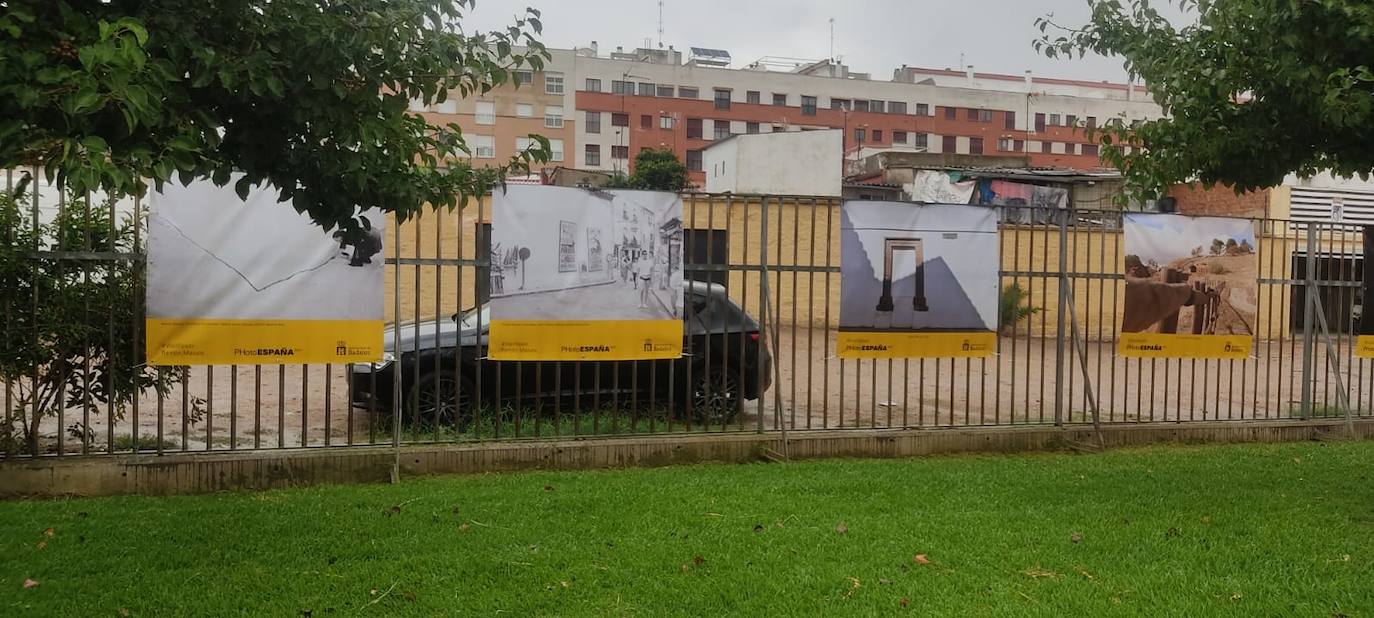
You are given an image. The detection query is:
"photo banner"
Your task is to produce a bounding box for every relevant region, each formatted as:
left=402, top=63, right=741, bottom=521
left=1118, top=213, right=1256, bottom=359
left=1357, top=226, right=1374, bottom=357
left=487, top=185, right=684, bottom=361
left=837, top=201, right=999, bottom=359
left=146, top=179, right=384, bottom=365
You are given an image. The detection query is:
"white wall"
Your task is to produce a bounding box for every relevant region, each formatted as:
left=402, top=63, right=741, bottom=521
left=703, top=129, right=843, bottom=197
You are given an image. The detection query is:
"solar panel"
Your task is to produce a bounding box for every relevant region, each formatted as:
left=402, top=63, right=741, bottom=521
left=690, top=47, right=731, bottom=60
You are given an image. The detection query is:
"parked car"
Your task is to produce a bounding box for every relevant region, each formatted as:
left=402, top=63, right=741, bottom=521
left=351, top=281, right=771, bottom=427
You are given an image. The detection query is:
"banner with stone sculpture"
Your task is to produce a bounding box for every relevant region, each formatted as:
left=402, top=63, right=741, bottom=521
left=837, top=201, right=999, bottom=358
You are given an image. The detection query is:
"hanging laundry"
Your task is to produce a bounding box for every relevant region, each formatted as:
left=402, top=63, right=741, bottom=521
left=907, top=169, right=976, bottom=204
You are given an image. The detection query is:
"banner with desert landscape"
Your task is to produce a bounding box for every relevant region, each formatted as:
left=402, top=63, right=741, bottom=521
left=1118, top=213, right=1257, bottom=359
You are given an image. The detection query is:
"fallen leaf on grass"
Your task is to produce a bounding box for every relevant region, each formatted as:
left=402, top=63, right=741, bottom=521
left=1069, top=532, right=1082, bottom=544
left=1074, top=567, right=1095, bottom=580
left=42, top=528, right=54, bottom=538
left=22, top=578, right=39, bottom=589
left=899, top=598, right=909, bottom=607
left=543, top=485, right=554, bottom=492
left=1164, top=527, right=1181, bottom=538
left=458, top=523, right=470, bottom=532
left=753, top=524, right=764, bottom=533
left=1325, top=555, right=1351, bottom=563
left=692, top=555, right=706, bottom=566
left=834, top=522, right=848, bottom=535
left=1023, top=567, right=1058, bottom=579
left=35, top=541, right=46, bottom=551
left=117, top=609, right=130, bottom=617
left=1230, top=592, right=1243, bottom=601
left=878, top=578, right=892, bottom=585
left=913, top=554, right=930, bottom=565
left=844, top=577, right=861, bottom=597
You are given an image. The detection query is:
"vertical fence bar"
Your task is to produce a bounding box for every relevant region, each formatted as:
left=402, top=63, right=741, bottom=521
left=1301, top=225, right=1317, bottom=416
left=1054, top=207, right=1068, bottom=425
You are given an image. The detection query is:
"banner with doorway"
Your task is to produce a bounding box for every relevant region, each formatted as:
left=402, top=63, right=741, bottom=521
left=145, top=179, right=384, bottom=365
left=837, top=201, right=999, bottom=359
left=487, top=185, right=684, bottom=360
left=1118, top=213, right=1256, bottom=358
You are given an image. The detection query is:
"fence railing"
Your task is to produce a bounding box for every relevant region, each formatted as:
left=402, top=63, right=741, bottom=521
left=2, top=178, right=1370, bottom=458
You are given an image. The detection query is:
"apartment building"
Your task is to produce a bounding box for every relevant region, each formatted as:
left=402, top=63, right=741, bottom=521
left=419, top=44, right=1164, bottom=186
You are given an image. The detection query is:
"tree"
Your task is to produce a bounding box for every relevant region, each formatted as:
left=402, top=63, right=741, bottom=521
left=1036, top=1, right=1374, bottom=202
left=606, top=149, right=691, bottom=191
left=0, top=191, right=193, bottom=454
left=1, top=0, right=550, bottom=236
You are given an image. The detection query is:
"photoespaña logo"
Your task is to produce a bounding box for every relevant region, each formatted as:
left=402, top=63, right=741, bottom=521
left=234, top=347, right=296, bottom=357
left=1126, top=342, right=1164, bottom=351
left=561, top=344, right=613, bottom=353
left=845, top=343, right=889, bottom=352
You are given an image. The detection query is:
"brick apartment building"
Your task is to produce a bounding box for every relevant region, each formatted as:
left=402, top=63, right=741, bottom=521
left=412, top=43, right=1165, bottom=187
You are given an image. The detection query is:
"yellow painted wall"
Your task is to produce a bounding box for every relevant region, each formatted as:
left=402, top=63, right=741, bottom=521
left=385, top=195, right=1345, bottom=341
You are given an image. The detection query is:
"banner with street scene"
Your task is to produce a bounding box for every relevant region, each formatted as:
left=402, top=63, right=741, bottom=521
left=487, top=185, right=683, bottom=361
left=837, top=201, right=999, bottom=358
left=1118, top=213, right=1256, bottom=358
left=145, top=179, right=384, bottom=365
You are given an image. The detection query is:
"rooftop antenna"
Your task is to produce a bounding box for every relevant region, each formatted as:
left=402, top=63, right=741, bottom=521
left=658, top=0, right=665, bottom=48
left=828, top=17, right=835, bottom=62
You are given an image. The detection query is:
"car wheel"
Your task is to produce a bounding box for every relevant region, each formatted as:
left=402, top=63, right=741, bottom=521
left=690, top=365, right=740, bottom=425
left=405, top=371, right=475, bottom=430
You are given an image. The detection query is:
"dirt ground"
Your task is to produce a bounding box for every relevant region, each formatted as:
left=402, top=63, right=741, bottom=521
left=13, top=325, right=1373, bottom=453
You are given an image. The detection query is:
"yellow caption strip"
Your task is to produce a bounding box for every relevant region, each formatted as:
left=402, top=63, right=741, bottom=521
left=488, top=320, right=683, bottom=361
left=147, top=319, right=384, bottom=365
left=1117, top=333, right=1251, bottom=359
left=837, top=331, right=996, bottom=359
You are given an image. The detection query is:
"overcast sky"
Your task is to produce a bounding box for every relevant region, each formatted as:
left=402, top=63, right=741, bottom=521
left=465, top=0, right=1193, bottom=83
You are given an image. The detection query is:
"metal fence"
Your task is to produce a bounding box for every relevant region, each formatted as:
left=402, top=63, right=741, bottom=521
left=2, top=179, right=1370, bottom=458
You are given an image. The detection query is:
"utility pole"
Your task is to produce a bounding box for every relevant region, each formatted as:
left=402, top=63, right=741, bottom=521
left=829, top=18, right=835, bottom=62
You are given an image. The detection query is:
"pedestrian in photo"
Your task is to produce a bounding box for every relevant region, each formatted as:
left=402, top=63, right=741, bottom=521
left=637, top=251, right=653, bottom=308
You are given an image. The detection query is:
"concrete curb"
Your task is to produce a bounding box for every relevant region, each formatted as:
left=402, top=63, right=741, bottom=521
left=1, top=419, right=1369, bottom=497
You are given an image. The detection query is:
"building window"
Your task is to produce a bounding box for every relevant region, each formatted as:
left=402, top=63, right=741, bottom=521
left=475, top=101, right=495, bottom=125
left=913, top=133, right=928, bottom=149
left=915, top=103, right=929, bottom=116
left=889, top=101, right=907, bottom=114
left=831, top=98, right=851, bottom=111
left=544, top=105, right=564, bottom=128
left=772, top=93, right=787, bottom=106
left=585, top=78, right=602, bottom=92
left=872, top=129, right=883, bottom=142
left=611, top=112, right=628, bottom=127
left=713, top=119, right=731, bottom=140
left=641, top=114, right=652, bottom=129
left=585, top=144, right=601, bottom=166
left=853, top=128, right=866, bottom=143
left=585, top=111, right=601, bottom=134
left=686, top=118, right=703, bottom=138
left=968, top=108, right=992, bottom=122
left=853, top=100, right=869, bottom=112
left=1035, top=113, right=1046, bottom=132
left=714, top=89, right=731, bottom=110
left=656, top=84, right=674, bottom=97
left=1049, top=113, right=1062, bottom=126
left=549, top=138, right=564, bottom=162
left=893, top=130, right=907, bottom=144
left=660, top=115, right=674, bottom=129
left=513, top=70, right=533, bottom=85
left=471, top=134, right=494, bottom=159
left=1086, top=116, right=1097, bottom=130
left=516, top=136, right=532, bottom=152
left=679, top=86, right=699, bottom=99
left=1041, top=141, right=1051, bottom=153
left=611, top=80, right=629, bottom=94
left=801, top=95, right=817, bottom=115
left=746, top=122, right=760, bottom=134
left=1014, top=139, right=1024, bottom=151
left=997, top=137, right=1014, bottom=151
left=435, top=99, right=457, bottom=114
left=544, top=72, right=564, bottom=94
left=1067, top=114, right=1078, bottom=127
left=638, top=82, right=654, bottom=96
left=1083, top=143, right=1100, bottom=157
left=942, top=135, right=956, bottom=152
left=746, top=90, right=760, bottom=104
left=515, top=103, right=533, bottom=118
left=611, top=145, right=629, bottom=159
left=1004, top=111, right=1016, bottom=130
left=944, top=106, right=957, bottom=120
left=871, top=100, right=886, bottom=113
left=969, top=137, right=984, bottom=154
left=686, top=149, right=702, bottom=171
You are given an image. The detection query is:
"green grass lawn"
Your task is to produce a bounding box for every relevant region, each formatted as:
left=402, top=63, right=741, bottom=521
left=2, top=442, right=1373, bottom=616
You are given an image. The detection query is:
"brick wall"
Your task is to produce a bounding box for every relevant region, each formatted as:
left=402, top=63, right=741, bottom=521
left=1168, top=182, right=1270, bottom=218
